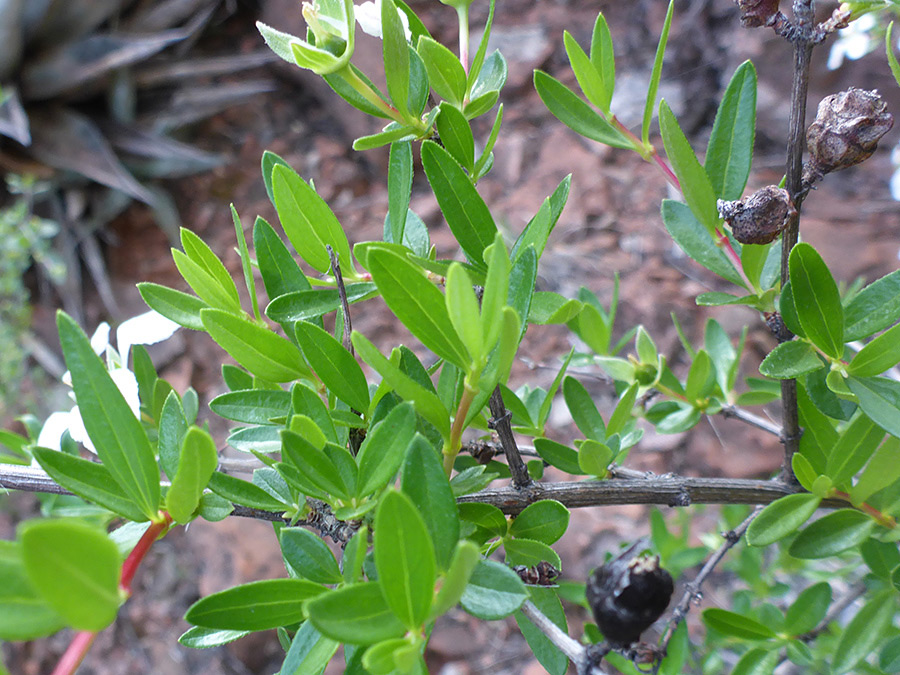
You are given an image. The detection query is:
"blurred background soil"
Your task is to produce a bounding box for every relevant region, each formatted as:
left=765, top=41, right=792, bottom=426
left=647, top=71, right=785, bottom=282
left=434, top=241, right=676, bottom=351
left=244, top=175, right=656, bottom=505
left=2, top=0, right=899, bottom=672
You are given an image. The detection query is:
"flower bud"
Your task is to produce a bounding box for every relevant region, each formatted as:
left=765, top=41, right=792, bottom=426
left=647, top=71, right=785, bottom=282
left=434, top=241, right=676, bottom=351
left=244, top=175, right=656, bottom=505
left=805, top=88, right=894, bottom=181
left=734, top=0, right=781, bottom=27
left=717, top=186, right=796, bottom=245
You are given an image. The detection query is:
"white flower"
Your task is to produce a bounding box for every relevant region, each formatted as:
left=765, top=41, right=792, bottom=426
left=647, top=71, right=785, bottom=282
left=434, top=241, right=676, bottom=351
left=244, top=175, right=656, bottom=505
left=355, top=0, right=411, bottom=40
left=827, top=13, right=876, bottom=70
left=35, top=311, right=180, bottom=455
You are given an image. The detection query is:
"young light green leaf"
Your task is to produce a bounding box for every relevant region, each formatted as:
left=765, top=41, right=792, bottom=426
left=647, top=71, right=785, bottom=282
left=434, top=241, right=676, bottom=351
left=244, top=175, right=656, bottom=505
left=366, top=247, right=470, bottom=368
left=20, top=520, right=121, bottom=632
left=480, top=233, right=510, bottom=349
left=418, top=36, right=466, bottom=105
left=421, top=140, right=497, bottom=264
left=641, top=0, right=675, bottom=144
left=445, top=263, right=483, bottom=364
left=784, top=582, right=831, bottom=636
left=282, top=430, right=353, bottom=500
left=850, top=436, right=900, bottom=505
left=231, top=205, right=260, bottom=321
left=848, top=376, right=900, bottom=438
left=563, top=31, right=608, bottom=112
left=789, top=509, right=875, bottom=559
left=504, top=538, right=561, bottom=570
left=357, top=402, right=416, bottom=497
left=459, top=559, right=528, bottom=620
left=508, top=500, right=569, bottom=545
left=178, top=626, right=250, bottom=650
left=577, top=439, right=612, bottom=477
left=272, top=163, right=354, bottom=276
left=607, top=382, right=639, bottom=436
left=731, top=648, right=779, bottom=675
left=702, top=608, right=777, bottom=640
left=137, top=282, right=207, bottom=331
left=57, top=311, right=160, bottom=519
left=887, top=22, right=900, bottom=89
left=533, top=70, right=631, bottom=149
left=658, top=100, right=719, bottom=237
left=381, top=0, right=410, bottom=118
left=563, top=376, right=605, bottom=441
left=705, top=61, right=757, bottom=201
left=306, top=581, right=407, bottom=644
left=0, top=540, right=65, bottom=641
left=166, top=427, right=219, bottom=524
left=789, top=243, right=843, bottom=359
left=848, top=322, right=900, bottom=377
left=661, top=200, right=742, bottom=286
left=280, top=527, right=343, bottom=584
left=589, top=13, right=615, bottom=112
left=180, top=228, right=241, bottom=310
left=184, top=578, right=325, bottom=630
left=431, top=540, right=480, bottom=618
left=295, top=321, right=370, bottom=412
left=528, top=292, right=583, bottom=324
left=201, top=309, right=311, bottom=383
left=474, top=104, right=504, bottom=179
left=254, top=216, right=312, bottom=303
left=833, top=591, right=895, bottom=675
left=745, top=493, right=821, bottom=546
left=685, top=350, right=713, bottom=402
left=825, top=413, right=884, bottom=487
left=759, top=341, right=823, bottom=379
left=466, top=0, right=496, bottom=91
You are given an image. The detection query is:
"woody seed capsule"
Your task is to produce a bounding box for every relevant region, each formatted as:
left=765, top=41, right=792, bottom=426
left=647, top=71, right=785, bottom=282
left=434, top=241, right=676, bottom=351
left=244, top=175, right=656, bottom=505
left=717, top=186, right=796, bottom=245
left=804, top=88, right=894, bottom=183
left=734, top=0, right=781, bottom=27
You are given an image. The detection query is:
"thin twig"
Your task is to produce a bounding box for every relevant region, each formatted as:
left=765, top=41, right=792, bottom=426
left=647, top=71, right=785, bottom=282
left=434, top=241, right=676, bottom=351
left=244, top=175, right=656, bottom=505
left=778, top=0, right=816, bottom=484
left=488, top=385, right=533, bottom=489
left=655, top=505, right=763, bottom=669
left=520, top=600, right=609, bottom=675
left=720, top=405, right=782, bottom=438
left=327, top=245, right=353, bottom=355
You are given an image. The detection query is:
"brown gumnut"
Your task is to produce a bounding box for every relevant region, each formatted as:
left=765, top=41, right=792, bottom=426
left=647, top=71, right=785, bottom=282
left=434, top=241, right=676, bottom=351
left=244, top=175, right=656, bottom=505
left=734, top=0, right=780, bottom=27
left=717, top=186, right=796, bottom=245
left=804, top=88, right=894, bottom=182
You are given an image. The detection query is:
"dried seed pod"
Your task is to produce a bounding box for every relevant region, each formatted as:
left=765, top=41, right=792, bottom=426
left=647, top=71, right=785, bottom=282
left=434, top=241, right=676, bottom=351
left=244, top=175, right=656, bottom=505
left=586, top=541, right=674, bottom=648
left=734, top=0, right=781, bottom=27
left=805, top=88, right=894, bottom=182
left=718, top=186, right=796, bottom=245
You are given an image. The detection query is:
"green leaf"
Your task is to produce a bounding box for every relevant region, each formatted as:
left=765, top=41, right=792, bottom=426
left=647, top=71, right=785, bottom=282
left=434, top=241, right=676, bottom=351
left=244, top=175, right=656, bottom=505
left=641, top=0, right=674, bottom=145
left=563, top=376, right=605, bottom=441
left=509, top=500, right=570, bottom=545
left=388, top=141, right=413, bottom=244
left=514, top=587, right=568, bottom=675
left=702, top=608, right=776, bottom=640
left=503, top=538, right=561, bottom=569
left=460, top=559, right=528, bottom=620
left=481, top=233, right=511, bottom=351
left=262, top=150, right=292, bottom=205
left=375, top=491, right=436, bottom=628
left=474, top=104, right=504, bottom=179
left=352, top=333, right=451, bottom=440
left=532, top=438, right=580, bottom=474
left=607, top=382, right=639, bottom=437
left=431, top=540, right=480, bottom=618
left=254, top=216, right=311, bottom=303
left=844, top=269, right=900, bottom=341
left=272, top=164, right=354, bottom=276
left=861, top=537, right=900, bottom=579
left=421, top=140, right=497, bottom=264
left=469, top=50, right=507, bottom=101
left=533, top=70, right=631, bottom=149
left=445, top=263, right=483, bottom=363
left=295, top=321, right=369, bottom=412
left=201, top=309, right=311, bottom=383
left=231, top=206, right=261, bottom=321
left=158, top=392, right=187, bottom=480
left=418, top=36, right=466, bottom=105
left=784, top=581, right=831, bottom=636
left=577, top=439, right=612, bottom=477
left=731, top=648, right=779, bottom=675
left=850, top=436, right=900, bottom=505
left=746, top=493, right=821, bottom=546
left=511, top=175, right=571, bottom=263
left=759, top=341, right=823, bottom=379
left=589, top=12, right=615, bottom=113
left=705, top=61, right=757, bottom=201
left=381, top=0, right=409, bottom=118
left=209, top=389, right=292, bottom=425
left=184, top=578, right=325, bottom=630
left=166, top=427, right=219, bottom=524
left=564, top=30, right=608, bottom=112
left=658, top=100, right=719, bottom=237
left=528, top=292, right=583, bottom=324
left=20, top=520, right=121, bottom=632
left=685, top=350, right=713, bottom=402
left=848, top=376, right=900, bottom=438
left=180, top=228, right=241, bottom=310
left=280, top=620, right=339, bottom=675
left=307, top=582, right=407, bottom=644
left=833, top=592, right=895, bottom=674
left=789, top=243, right=843, bottom=359
left=402, top=435, right=460, bottom=571
left=467, top=0, right=495, bottom=92
left=57, top=312, right=160, bottom=519
left=789, top=509, right=876, bottom=559
left=888, top=22, right=900, bottom=90
left=366, top=248, right=469, bottom=368
left=357, top=402, right=416, bottom=497
left=267, top=284, right=376, bottom=324
left=352, top=124, right=418, bottom=152
left=826, top=413, right=884, bottom=487
left=435, top=104, right=475, bottom=173
left=178, top=626, right=250, bottom=649
left=661, top=200, right=742, bottom=285
left=32, top=448, right=149, bottom=522
left=458, top=502, right=508, bottom=538
left=137, top=283, right=207, bottom=331
left=282, top=431, right=353, bottom=500
left=207, top=472, right=288, bottom=511
left=848, top=323, right=900, bottom=377
left=280, top=527, right=343, bottom=584
left=0, top=540, right=65, bottom=640
left=323, top=65, right=392, bottom=119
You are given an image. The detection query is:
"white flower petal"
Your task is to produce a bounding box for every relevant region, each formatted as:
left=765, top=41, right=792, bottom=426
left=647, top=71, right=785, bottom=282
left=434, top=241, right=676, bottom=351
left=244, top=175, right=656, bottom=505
left=354, top=0, right=410, bottom=40
left=36, top=411, right=75, bottom=451
left=90, top=322, right=111, bottom=355
left=109, top=367, right=141, bottom=415
left=67, top=405, right=96, bottom=453
left=116, top=310, right=180, bottom=366
left=890, top=167, right=900, bottom=202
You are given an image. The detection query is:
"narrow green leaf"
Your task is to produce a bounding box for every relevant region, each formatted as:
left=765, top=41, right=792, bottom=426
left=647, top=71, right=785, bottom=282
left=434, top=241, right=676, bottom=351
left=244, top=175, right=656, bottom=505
left=538, top=349, right=574, bottom=431
left=254, top=216, right=311, bottom=302
left=207, top=472, right=288, bottom=511
left=352, top=124, right=418, bottom=152
left=184, top=578, right=325, bottom=630
left=641, top=0, right=674, bottom=144
left=661, top=200, right=742, bottom=285
left=533, top=70, right=631, bottom=149
left=178, top=626, right=250, bottom=649
left=850, top=436, right=900, bottom=505
left=705, top=61, right=757, bottom=201
left=607, top=382, right=639, bottom=436
left=509, top=500, right=569, bottom=545
left=431, top=540, right=480, bottom=618
left=702, top=608, right=776, bottom=640
left=563, top=376, right=605, bottom=441
left=564, top=31, right=608, bottom=112
left=357, top=402, right=416, bottom=497
left=481, top=233, right=511, bottom=351
left=32, top=448, right=149, bottom=522
left=731, top=648, right=779, bottom=675
left=323, top=65, right=392, bottom=119
left=180, top=228, right=241, bottom=310
left=833, top=592, right=895, bottom=674
left=267, top=284, right=376, bottom=324
left=511, top=175, right=571, bottom=263
left=826, top=413, right=884, bottom=487
left=466, top=0, right=495, bottom=91
left=21, top=520, right=121, bottom=632
left=366, top=247, right=470, bottom=368
left=784, top=582, right=831, bottom=636
left=474, top=104, right=504, bottom=179
left=280, top=620, right=339, bottom=675
left=381, top=0, right=409, bottom=118
left=746, top=493, right=821, bottom=546
left=231, top=205, right=260, bottom=321
left=280, top=527, right=343, bottom=584
left=388, top=141, right=413, bottom=245
left=685, top=350, right=713, bottom=402
left=759, top=341, right=823, bottom=379
left=402, top=435, right=460, bottom=571
left=533, top=438, right=581, bottom=474
left=307, top=582, right=407, bottom=644
left=789, top=243, right=843, bottom=359
left=417, top=36, right=466, bottom=105
left=459, top=559, right=528, bottom=620
left=137, top=282, right=207, bottom=331
left=445, top=263, right=483, bottom=364
left=272, top=164, right=354, bottom=276
left=528, top=292, right=583, bottom=325
left=589, top=12, right=615, bottom=113
left=57, top=312, right=160, bottom=519
left=848, top=322, right=900, bottom=377
left=375, top=491, right=436, bottom=628
left=848, top=376, right=900, bottom=438
left=421, top=140, right=497, bottom=264
left=887, top=22, right=900, bottom=89
left=844, top=268, right=900, bottom=341
left=658, top=99, right=719, bottom=237
left=209, top=389, right=292, bottom=425
left=295, top=321, right=370, bottom=412
left=166, top=427, right=218, bottom=524
left=262, top=150, right=292, bottom=205
left=789, top=509, right=876, bottom=559
left=435, top=104, right=475, bottom=172
left=201, top=308, right=310, bottom=383
left=282, top=430, right=352, bottom=500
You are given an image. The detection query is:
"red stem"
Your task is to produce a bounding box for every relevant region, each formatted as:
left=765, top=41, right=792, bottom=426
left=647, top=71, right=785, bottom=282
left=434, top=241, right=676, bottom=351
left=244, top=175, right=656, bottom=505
left=52, top=513, right=173, bottom=675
